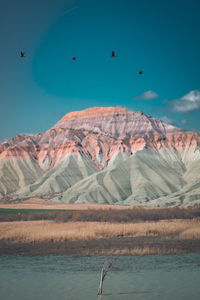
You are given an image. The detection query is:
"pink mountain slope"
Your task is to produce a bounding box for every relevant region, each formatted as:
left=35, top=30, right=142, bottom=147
left=0, top=107, right=199, bottom=206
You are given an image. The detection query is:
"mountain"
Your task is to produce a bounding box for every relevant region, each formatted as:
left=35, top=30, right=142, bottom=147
left=1, top=106, right=200, bottom=206
left=53, top=107, right=183, bottom=138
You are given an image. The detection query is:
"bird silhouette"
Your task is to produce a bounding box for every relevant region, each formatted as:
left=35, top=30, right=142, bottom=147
left=20, top=52, right=25, bottom=58
left=137, top=70, right=143, bottom=75
left=111, top=51, right=116, bottom=57
left=71, top=56, right=76, bottom=60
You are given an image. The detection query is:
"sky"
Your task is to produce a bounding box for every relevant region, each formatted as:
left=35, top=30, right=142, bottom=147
left=1, top=0, right=200, bottom=141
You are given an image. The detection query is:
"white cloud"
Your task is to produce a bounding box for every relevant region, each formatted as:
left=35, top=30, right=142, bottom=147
left=170, top=90, right=200, bottom=113
left=160, top=116, right=174, bottom=124
left=134, top=90, right=158, bottom=100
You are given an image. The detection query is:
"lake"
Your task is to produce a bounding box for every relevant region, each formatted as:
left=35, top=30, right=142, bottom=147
left=0, top=254, right=200, bottom=300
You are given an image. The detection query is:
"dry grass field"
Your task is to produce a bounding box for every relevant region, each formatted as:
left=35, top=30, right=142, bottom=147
left=1, top=219, right=200, bottom=243
left=1, top=201, right=200, bottom=255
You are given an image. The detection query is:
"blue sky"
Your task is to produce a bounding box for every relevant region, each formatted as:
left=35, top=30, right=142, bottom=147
left=1, top=0, right=200, bottom=141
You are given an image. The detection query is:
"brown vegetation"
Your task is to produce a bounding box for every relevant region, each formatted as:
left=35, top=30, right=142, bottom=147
left=0, top=219, right=200, bottom=243
left=1, top=205, right=200, bottom=222
left=1, top=203, right=200, bottom=256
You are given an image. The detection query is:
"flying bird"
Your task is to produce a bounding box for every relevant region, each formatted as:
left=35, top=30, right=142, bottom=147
left=20, top=52, right=25, bottom=58
left=110, top=51, right=116, bottom=57
left=137, top=70, right=143, bottom=75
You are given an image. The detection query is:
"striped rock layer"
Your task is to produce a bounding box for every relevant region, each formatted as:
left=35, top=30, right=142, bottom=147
left=0, top=107, right=200, bottom=206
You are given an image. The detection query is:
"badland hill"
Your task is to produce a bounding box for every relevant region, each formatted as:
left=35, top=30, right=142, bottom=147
left=1, top=107, right=200, bottom=206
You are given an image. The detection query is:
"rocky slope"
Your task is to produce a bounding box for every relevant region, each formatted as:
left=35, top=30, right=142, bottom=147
left=53, top=107, right=184, bottom=138
left=1, top=107, right=200, bottom=206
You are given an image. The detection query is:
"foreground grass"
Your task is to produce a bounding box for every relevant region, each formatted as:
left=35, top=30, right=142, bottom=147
left=0, top=219, right=200, bottom=243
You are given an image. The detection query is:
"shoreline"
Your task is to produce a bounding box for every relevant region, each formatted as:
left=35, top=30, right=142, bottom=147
left=1, top=236, right=200, bottom=256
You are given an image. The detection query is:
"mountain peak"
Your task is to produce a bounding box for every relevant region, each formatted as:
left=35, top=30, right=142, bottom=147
left=62, top=106, right=129, bottom=120
left=53, top=106, right=183, bottom=138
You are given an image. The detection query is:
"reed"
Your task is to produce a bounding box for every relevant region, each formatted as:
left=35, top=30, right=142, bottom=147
left=179, top=227, right=200, bottom=239
left=0, top=219, right=200, bottom=243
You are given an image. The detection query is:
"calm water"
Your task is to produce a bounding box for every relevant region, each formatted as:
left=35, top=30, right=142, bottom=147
left=0, top=254, right=200, bottom=300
